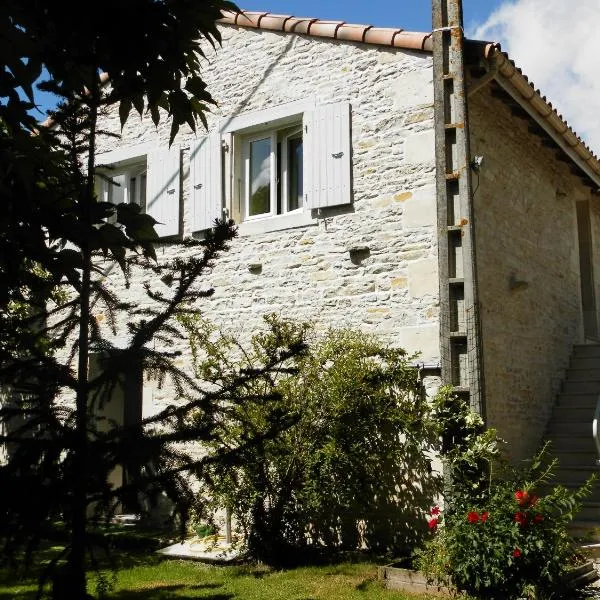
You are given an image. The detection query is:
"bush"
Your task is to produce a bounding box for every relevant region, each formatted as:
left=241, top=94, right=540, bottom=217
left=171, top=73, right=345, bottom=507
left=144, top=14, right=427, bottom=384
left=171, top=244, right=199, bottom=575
left=184, top=316, right=444, bottom=563
left=415, top=392, right=595, bottom=599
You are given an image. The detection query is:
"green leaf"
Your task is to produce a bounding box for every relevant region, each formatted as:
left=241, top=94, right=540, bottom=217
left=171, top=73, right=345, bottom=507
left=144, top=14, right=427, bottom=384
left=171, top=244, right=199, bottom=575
left=150, top=105, right=160, bottom=127
left=169, top=121, right=180, bottom=148
left=132, top=93, right=145, bottom=116
left=119, top=99, right=132, bottom=128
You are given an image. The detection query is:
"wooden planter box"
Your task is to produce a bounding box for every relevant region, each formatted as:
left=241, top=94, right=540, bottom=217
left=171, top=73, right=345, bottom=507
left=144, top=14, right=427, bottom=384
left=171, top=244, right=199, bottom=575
left=378, top=560, right=598, bottom=596
left=377, top=563, right=454, bottom=596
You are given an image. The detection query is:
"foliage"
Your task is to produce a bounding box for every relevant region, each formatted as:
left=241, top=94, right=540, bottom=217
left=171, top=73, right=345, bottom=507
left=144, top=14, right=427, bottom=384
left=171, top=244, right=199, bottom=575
left=0, top=2, right=320, bottom=599
left=181, top=317, right=445, bottom=564
left=415, top=391, right=595, bottom=599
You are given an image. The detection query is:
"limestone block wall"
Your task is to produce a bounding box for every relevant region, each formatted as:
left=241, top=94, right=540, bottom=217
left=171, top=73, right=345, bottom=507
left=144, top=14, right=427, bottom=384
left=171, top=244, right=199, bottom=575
left=91, top=25, right=441, bottom=411
left=469, top=85, right=594, bottom=460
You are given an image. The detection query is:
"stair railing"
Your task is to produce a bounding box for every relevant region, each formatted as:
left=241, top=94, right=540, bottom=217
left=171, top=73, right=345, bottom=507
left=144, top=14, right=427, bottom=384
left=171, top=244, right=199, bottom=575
left=593, top=396, right=600, bottom=466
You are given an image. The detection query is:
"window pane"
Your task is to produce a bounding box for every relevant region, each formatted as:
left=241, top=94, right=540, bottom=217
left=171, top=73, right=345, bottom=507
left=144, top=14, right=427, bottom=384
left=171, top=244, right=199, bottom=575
left=129, top=176, right=136, bottom=205
left=249, top=137, right=271, bottom=216
left=288, top=136, right=303, bottom=212
left=140, top=173, right=147, bottom=212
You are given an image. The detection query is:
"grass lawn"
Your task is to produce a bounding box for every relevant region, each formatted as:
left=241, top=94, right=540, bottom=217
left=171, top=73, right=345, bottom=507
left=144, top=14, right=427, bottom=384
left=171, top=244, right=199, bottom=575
left=0, top=555, right=438, bottom=599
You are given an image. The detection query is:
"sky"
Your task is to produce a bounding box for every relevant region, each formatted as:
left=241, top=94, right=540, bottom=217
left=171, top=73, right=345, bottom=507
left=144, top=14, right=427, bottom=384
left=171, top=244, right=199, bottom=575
left=29, top=1, right=600, bottom=153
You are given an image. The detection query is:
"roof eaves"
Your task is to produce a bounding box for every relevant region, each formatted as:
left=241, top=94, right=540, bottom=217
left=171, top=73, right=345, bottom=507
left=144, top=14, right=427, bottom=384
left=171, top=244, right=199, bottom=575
left=218, top=10, right=433, bottom=53
left=474, top=41, right=600, bottom=187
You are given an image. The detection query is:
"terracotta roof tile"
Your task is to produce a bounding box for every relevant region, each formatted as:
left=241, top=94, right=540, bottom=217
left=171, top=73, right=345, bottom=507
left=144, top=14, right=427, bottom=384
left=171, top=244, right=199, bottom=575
left=334, top=24, right=372, bottom=43
left=306, top=20, right=345, bottom=38
left=285, top=17, right=318, bottom=35
left=218, top=10, right=433, bottom=52
left=362, top=27, right=401, bottom=47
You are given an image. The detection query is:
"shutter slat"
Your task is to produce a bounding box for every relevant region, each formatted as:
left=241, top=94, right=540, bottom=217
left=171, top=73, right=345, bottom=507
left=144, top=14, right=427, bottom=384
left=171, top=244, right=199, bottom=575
left=147, top=147, right=180, bottom=237
left=190, top=132, right=222, bottom=231
left=305, top=102, right=351, bottom=209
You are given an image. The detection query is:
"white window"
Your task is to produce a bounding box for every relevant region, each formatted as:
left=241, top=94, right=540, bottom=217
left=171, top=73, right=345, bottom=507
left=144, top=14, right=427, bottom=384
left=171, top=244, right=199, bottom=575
left=189, top=100, right=352, bottom=234
left=97, top=163, right=147, bottom=213
left=96, top=143, right=181, bottom=238
left=243, top=125, right=304, bottom=220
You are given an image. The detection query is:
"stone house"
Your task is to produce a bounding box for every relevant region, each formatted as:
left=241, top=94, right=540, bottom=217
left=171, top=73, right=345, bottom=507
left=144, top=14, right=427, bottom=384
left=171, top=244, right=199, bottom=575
left=92, top=6, right=600, bottom=528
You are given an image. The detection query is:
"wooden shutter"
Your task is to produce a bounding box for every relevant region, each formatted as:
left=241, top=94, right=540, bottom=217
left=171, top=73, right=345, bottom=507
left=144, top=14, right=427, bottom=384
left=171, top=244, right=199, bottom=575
left=189, top=132, right=223, bottom=231
left=147, top=146, right=181, bottom=237
left=304, top=102, right=352, bottom=209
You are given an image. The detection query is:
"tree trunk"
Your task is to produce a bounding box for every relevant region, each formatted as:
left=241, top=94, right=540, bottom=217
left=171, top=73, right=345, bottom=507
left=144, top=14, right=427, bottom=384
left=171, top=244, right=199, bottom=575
left=58, top=94, right=98, bottom=600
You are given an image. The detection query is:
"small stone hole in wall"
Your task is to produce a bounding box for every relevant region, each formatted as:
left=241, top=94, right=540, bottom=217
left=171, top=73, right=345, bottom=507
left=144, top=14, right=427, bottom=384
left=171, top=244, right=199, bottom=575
left=348, top=246, right=370, bottom=265
left=248, top=263, right=262, bottom=275
left=508, top=273, right=529, bottom=292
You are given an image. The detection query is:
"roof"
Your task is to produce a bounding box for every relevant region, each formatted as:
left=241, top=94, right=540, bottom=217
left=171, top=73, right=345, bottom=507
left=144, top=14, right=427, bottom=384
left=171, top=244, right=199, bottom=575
left=217, top=10, right=433, bottom=52
left=218, top=9, right=600, bottom=187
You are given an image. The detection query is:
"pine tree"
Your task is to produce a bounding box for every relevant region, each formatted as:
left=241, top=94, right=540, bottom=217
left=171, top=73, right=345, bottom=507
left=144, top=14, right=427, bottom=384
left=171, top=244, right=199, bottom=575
left=0, top=2, right=309, bottom=598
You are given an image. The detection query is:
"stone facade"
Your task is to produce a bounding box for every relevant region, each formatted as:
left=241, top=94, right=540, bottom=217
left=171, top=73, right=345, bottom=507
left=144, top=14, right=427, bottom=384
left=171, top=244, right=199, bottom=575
left=93, top=25, right=441, bottom=415
left=469, top=86, right=596, bottom=460
left=91, top=23, right=600, bottom=463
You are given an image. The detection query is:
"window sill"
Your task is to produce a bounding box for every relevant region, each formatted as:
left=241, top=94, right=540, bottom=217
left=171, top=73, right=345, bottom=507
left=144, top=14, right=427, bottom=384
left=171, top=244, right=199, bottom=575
left=237, top=210, right=317, bottom=236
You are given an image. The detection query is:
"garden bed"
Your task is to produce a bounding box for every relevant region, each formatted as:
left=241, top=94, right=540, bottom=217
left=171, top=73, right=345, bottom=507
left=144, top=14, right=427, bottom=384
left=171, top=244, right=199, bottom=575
left=378, top=559, right=598, bottom=597
left=378, top=561, right=454, bottom=597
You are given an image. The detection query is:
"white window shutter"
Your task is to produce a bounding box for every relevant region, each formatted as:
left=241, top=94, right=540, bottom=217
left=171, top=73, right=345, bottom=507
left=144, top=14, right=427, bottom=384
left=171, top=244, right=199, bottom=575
left=147, top=146, right=181, bottom=237
left=189, top=132, right=223, bottom=231
left=304, top=101, right=352, bottom=210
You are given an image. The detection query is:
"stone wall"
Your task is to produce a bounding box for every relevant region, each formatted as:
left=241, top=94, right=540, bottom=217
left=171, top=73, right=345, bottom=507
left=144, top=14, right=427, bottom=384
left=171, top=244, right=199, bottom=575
left=92, top=25, right=441, bottom=411
left=469, top=85, right=594, bottom=460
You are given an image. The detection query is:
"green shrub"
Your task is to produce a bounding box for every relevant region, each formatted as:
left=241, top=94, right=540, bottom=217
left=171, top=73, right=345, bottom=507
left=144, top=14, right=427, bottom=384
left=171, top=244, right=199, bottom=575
left=183, top=315, right=444, bottom=563
left=415, top=393, right=595, bottom=600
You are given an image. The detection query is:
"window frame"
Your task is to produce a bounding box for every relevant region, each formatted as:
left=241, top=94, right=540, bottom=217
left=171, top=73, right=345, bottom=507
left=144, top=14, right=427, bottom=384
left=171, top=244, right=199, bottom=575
left=240, top=125, right=304, bottom=222
left=98, top=161, right=147, bottom=211
left=96, top=142, right=181, bottom=238
left=191, top=99, right=351, bottom=236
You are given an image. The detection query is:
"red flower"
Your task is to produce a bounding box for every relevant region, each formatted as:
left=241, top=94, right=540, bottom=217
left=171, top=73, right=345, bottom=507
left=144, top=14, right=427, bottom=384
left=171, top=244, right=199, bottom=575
left=513, top=548, right=522, bottom=558
left=431, top=506, right=441, bottom=516
left=481, top=511, right=489, bottom=523
left=467, top=511, right=480, bottom=523
left=428, top=518, right=438, bottom=530
left=514, top=512, right=527, bottom=526
left=533, top=513, right=543, bottom=524
left=515, top=490, right=529, bottom=506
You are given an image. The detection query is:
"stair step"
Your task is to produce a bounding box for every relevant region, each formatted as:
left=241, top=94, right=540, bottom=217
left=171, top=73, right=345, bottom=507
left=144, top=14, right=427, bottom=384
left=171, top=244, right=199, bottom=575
left=546, top=487, right=600, bottom=505
left=547, top=421, right=594, bottom=435
left=571, top=357, right=600, bottom=369
left=550, top=466, right=599, bottom=486
left=573, top=345, right=600, bottom=358
left=556, top=393, right=598, bottom=408
left=570, top=520, right=600, bottom=541
left=563, top=381, right=600, bottom=394
left=545, top=435, right=597, bottom=452
left=567, top=366, right=600, bottom=378
left=551, top=406, right=595, bottom=421
left=545, top=451, right=598, bottom=466
left=573, top=502, right=600, bottom=521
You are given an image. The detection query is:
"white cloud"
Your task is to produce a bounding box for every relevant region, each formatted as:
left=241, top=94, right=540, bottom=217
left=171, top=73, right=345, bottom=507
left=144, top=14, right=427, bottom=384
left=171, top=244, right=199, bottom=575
left=471, top=0, right=600, bottom=154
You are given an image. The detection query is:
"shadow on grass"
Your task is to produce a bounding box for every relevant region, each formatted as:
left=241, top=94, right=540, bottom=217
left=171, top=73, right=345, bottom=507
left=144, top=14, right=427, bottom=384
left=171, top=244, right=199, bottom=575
left=111, top=585, right=234, bottom=600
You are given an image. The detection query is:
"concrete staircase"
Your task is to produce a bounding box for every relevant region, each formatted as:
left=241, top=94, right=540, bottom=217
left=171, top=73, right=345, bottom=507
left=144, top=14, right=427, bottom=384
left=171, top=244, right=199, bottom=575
left=545, top=344, right=600, bottom=539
